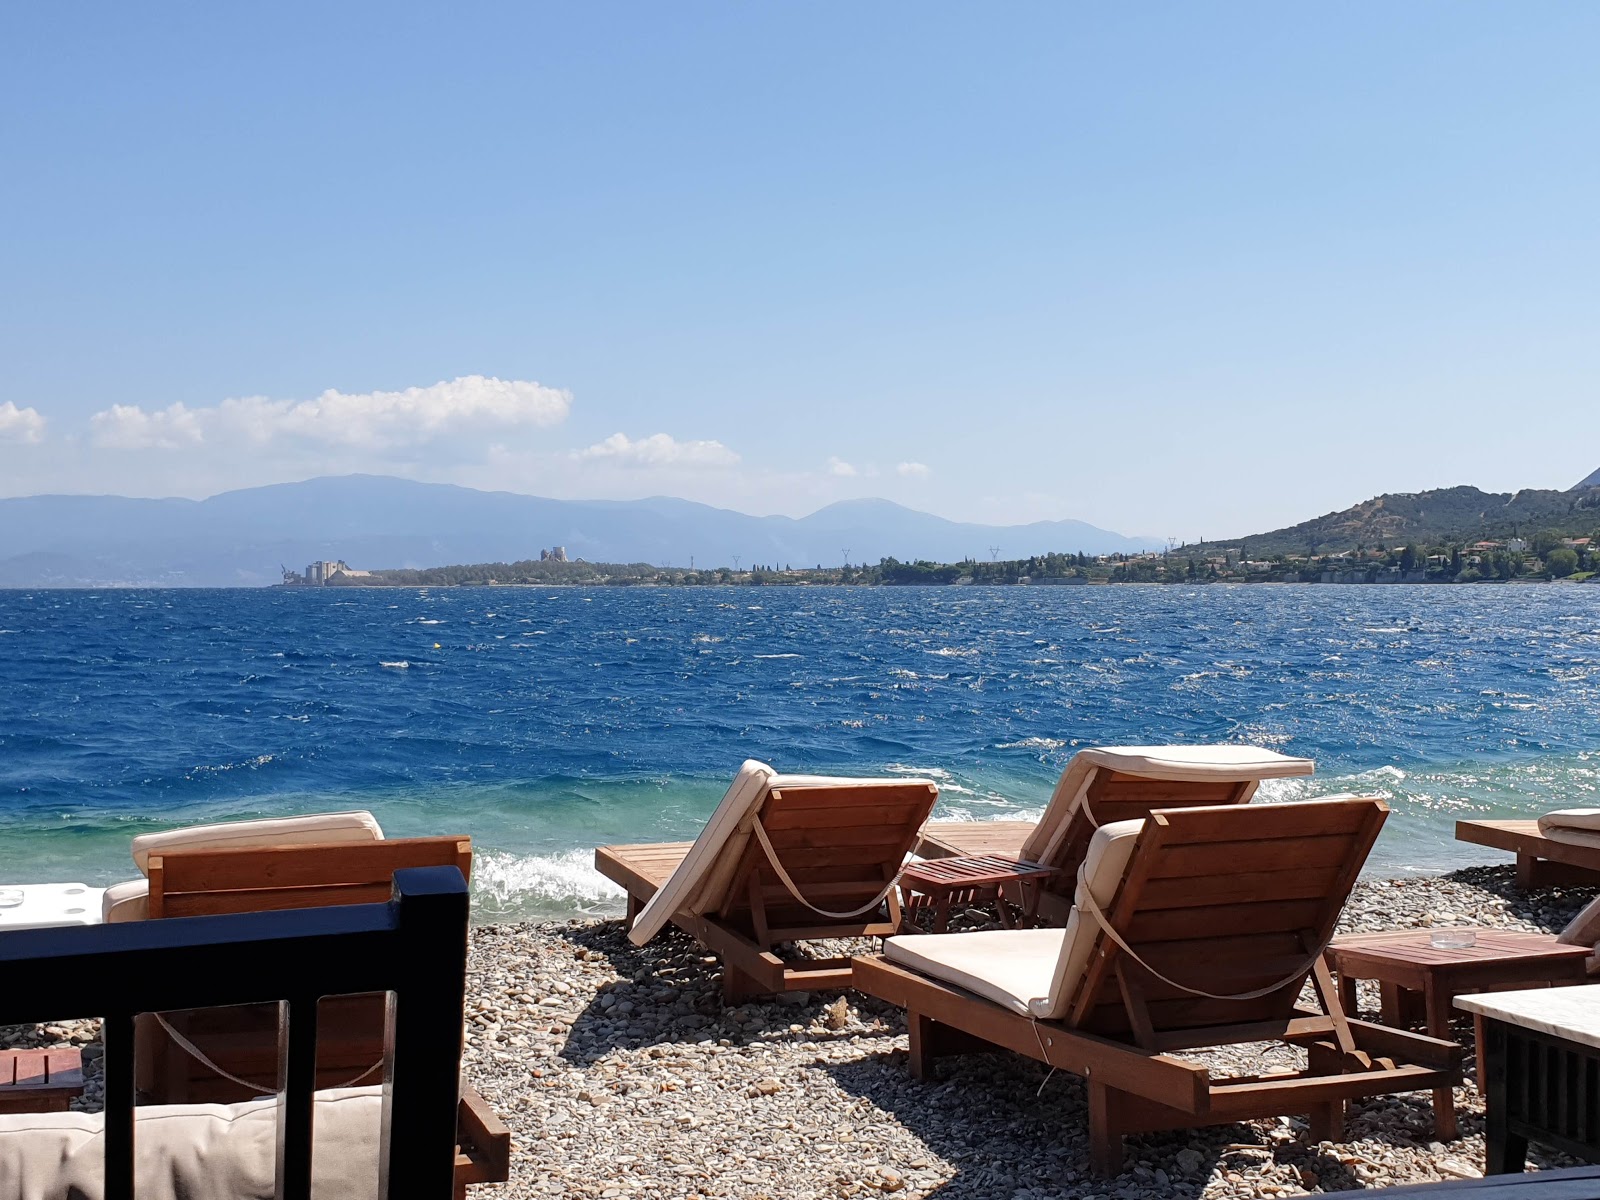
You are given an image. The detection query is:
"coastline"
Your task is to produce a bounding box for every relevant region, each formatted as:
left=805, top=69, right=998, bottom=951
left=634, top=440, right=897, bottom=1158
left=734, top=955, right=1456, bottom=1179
left=13, top=865, right=1596, bottom=1198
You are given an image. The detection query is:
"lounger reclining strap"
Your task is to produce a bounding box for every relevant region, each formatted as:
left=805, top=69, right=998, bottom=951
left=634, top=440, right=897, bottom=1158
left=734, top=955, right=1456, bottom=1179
left=153, top=1013, right=385, bottom=1094
left=750, top=816, right=916, bottom=920
left=1077, top=887, right=1329, bottom=1003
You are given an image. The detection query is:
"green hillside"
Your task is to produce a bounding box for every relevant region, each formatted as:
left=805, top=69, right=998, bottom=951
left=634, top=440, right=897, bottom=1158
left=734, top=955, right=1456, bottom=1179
left=1190, top=483, right=1600, bottom=557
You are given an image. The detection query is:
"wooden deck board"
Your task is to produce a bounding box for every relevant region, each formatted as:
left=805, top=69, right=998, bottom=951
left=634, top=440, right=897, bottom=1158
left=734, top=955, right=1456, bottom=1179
left=917, top=820, right=1034, bottom=860
left=595, top=841, right=692, bottom=899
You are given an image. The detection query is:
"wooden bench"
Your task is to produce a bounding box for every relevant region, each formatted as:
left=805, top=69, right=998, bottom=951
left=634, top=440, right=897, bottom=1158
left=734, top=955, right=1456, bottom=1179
left=1456, top=820, right=1600, bottom=889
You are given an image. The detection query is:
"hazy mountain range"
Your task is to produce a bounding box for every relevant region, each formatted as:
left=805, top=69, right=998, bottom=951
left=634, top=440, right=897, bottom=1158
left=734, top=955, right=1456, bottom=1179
left=0, top=475, right=1165, bottom=587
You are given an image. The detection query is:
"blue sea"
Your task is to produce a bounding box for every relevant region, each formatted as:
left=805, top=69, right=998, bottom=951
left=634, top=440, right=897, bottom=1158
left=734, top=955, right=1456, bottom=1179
left=1, top=585, right=1597, bottom=921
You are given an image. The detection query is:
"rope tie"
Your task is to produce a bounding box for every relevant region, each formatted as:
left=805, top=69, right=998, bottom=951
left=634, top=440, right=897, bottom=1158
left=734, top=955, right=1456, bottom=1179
left=154, top=1013, right=385, bottom=1095
left=1076, top=885, right=1329, bottom=1003
left=750, top=815, right=924, bottom=920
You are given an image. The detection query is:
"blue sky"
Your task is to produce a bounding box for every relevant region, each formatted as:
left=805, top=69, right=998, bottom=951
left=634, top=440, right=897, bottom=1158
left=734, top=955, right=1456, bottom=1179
left=1, top=3, right=1596, bottom=540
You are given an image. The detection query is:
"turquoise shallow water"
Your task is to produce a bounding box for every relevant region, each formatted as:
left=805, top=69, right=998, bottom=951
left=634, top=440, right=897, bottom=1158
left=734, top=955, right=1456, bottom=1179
left=0, top=585, right=1596, bottom=920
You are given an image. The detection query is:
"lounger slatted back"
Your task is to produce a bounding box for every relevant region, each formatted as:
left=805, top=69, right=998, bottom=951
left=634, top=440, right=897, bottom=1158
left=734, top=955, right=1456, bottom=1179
left=138, top=837, right=474, bottom=1106
left=1065, top=799, right=1381, bottom=1043
left=597, top=760, right=939, bottom=999
left=727, top=781, right=934, bottom=942
left=1014, top=745, right=1316, bottom=922
left=148, top=836, right=475, bottom=918
left=852, top=798, right=1463, bottom=1174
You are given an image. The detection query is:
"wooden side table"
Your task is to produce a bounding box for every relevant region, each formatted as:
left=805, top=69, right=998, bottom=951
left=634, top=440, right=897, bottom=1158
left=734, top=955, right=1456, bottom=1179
left=1326, top=929, right=1592, bottom=1141
left=1457, top=985, right=1600, bottom=1174
left=0, top=1048, right=85, bottom=1113
left=898, top=855, right=1057, bottom=933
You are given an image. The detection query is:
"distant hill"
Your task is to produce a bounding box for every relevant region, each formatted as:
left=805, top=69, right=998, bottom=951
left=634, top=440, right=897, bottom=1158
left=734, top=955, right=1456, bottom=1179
left=1192, top=483, right=1600, bottom=557
left=0, top=475, right=1163, bottom=587
left=1575, top=466, right=1600, bottom=491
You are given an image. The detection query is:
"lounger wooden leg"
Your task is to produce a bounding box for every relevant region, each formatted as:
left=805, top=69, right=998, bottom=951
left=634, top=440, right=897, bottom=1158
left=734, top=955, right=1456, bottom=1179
left=1308, top=1101, right=1344, bottom=1143
left=1087, top=1081, right=1125, bottom=1176
left=625, top=894, right=641, bottom=927
left=721, top=963, right=763, bottom=1003
left=1516, top=852, right=1536, bottom=890
left=907, top=1011, right=939, bottom=1081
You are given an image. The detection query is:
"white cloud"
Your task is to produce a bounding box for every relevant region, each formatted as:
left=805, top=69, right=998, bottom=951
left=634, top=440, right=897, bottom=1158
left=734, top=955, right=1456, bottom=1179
left=89, top=375, right=571, bottom=451
left=91, top=402, right=204, bottom=449
left=576, top=432, right=740, bottom=468
left=896, top=461, right=931, bottom=478
left=826, top=456, right=858, bottom=477
left=0, top=401, right=46, bottom=444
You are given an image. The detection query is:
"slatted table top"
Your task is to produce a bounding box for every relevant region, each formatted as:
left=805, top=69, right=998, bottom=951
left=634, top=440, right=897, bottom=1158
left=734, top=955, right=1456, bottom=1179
left=1329, top=928, right=1593, bottom=969
left=900, top=854, right=1056, bottom=889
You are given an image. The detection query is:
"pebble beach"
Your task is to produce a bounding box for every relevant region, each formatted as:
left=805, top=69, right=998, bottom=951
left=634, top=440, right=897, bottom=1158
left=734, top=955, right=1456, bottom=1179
left=13, top=865, right=1594, bottom=1198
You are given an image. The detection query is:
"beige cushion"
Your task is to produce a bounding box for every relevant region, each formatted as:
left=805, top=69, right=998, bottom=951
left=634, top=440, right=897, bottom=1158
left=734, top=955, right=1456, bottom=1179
left=0, top=1087, right=382, bottom=1200
left=883, top=818, right=1145, bottom=1021
left=885, top=927, right=1066, bottom=1016
left=629, top=761, right=937, bottom=946
left=1020, top=744, right=1313, bottom=864
left=1542, top=827, right=1600, bottom=851
left=1558, top=893, right=1600, bottom=948
left=1072, top=745, right=1315, bottom=782
left=1539, top=809, right=1600, bottom=836
left=102, top=878, right=149, bottom=923
left=131, top=811, right=384, bottom=875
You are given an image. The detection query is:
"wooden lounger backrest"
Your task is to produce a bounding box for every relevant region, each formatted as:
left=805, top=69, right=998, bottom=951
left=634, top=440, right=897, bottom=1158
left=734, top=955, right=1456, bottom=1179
left=1038, top=772, right=1256, bottom=909
left=723, top=781, right=939, bottom=944
left=148, top=836, right=474, bottom=919
left=1067, top=798, right=1386, bottom=1046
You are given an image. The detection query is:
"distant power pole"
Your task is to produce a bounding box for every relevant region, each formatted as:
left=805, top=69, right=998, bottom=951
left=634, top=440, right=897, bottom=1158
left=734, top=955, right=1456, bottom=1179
left=841, top=548, right=851, bottom=568
left=689, top=555, right=694, bottom=571
left=988, top=545, right=1000, bottom=561
left=731, top=554, right=742, bottom=573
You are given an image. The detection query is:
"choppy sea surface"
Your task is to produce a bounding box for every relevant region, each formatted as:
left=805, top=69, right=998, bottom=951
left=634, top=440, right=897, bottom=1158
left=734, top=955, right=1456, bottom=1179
left=1, top=585, right=1597, bottom=921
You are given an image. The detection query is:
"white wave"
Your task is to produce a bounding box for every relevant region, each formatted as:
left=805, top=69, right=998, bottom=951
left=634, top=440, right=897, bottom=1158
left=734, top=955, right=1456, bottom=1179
left=409, top=619, right=443, bottom=625
left=995, top=737, right=1068, bottom=752
left=754, top=653, right=802, bottom=659
left=928, top=647, right=979, bottom=658
left=472, top=849, right=626, bottom=916
left=692, top=634, right=723, bottom=644
left=379, top=660, right=410, bottom=669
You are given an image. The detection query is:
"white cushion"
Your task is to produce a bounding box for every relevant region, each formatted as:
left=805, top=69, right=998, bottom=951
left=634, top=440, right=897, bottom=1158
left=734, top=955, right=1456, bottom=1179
left=1020, top=744, right=1312, bottom=864
left=882, top=818, right=1146, bottom=1021
left=1542, top=826, right=1600, bottom=851
left=1075, top=745, right=1315, bottom=781
left=629, top=762, right=937, bottom=946
left=0, top=1087, right=382, bottom=1200
left=102, top=878, right=149, bottom=923
left=885, top=928, right=1067, bottom=1016
left=1539, top=809, right=1600, bottom=835
left=131, top=812, right=384, bottom=875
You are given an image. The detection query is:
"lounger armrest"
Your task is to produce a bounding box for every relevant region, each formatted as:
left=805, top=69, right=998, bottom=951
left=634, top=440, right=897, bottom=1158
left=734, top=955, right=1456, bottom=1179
left=456, top=1087, right=512, bottom=1185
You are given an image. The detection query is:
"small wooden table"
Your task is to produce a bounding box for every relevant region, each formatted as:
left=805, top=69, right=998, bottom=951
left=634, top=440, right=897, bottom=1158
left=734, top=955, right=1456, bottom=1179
left=1326, top=929, right=1592, bottom=1141
left=0, top=1048, right=85, bottom=1113
left=1457, top=985, right=1600, bottom=1174
left=898, top=855, right=1057, bottom=933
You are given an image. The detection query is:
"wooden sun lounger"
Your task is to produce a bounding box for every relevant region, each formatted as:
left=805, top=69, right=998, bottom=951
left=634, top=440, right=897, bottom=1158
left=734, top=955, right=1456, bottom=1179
left=597, top=779, right=939, bottom=1000
left=1456, top=819, right=1600, bottom=889
left=853, top=799, right=1463, bottom=1174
